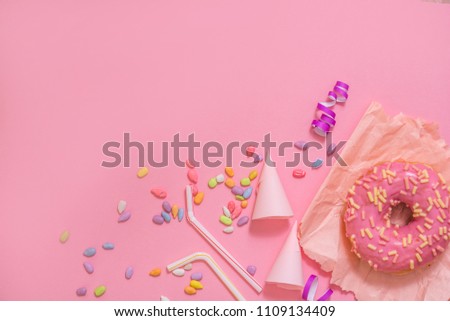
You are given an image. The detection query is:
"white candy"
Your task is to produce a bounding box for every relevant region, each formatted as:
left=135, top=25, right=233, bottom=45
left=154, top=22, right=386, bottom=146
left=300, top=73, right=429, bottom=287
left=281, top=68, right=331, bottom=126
left=160, top=296, right=170, bottom=301
left=223, top=206, right=231, bottom=218
left=223, top=226, right=234, bottom=234
left=183, top=263, right=193, bottom=271
left=216, top=174, right=225, bottom=183
left=172, top=268, right=185, bottom=277
left=117, top=200, right=127, bottom=214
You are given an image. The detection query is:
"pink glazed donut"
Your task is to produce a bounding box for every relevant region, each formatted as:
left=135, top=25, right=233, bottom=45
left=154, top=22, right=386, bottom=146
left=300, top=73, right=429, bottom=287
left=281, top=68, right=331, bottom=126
left=344, top=161, right=450, bottom=273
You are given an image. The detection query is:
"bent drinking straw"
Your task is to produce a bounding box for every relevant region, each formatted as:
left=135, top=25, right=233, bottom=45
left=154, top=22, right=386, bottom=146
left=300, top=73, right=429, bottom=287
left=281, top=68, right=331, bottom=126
left=185, top=185, right=263, bottom=293
left=167, top=252, right=246, bottom=301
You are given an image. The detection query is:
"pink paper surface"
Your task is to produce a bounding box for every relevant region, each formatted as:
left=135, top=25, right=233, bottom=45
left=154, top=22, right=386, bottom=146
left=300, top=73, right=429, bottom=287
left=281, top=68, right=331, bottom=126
left=300, top=102, right=450, bottom=300
left=0, top=1, right=450, bottom=300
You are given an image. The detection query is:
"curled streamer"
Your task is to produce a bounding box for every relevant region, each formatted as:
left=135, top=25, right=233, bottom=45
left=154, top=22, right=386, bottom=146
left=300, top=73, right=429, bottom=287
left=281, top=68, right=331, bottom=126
left=311, top=81, right=349, bottom=137
left=302, top=274, right=333, bottom=301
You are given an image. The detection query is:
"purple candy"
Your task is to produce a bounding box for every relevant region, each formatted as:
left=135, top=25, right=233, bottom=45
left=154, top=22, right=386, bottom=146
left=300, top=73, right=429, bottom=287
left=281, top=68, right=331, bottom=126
left=253, top=154, right=263, bottom=163
left=118, top=211, right=131, bottom=223
left=190, top=272, right=203, bottom=281
left=76, top=287, right=87, bottom=296
left=152, top=215, right=164, bottom=225
left=125, top=266, right=134, bottom=280
left=246, top=265, right=257, bottom=276
left=231, top=186, right=244, bottom=195
left=83, top=262, right=94, bottom=274
left=162, top=201, right=171, bottom=213
left=237, top=216, right=249, bottom=227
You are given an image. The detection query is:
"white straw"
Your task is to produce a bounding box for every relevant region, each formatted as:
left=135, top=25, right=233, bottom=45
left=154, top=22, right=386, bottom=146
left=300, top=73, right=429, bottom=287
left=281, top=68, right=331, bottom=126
left=167, top=252, right=246, bottom=301
left=185, top=185, right=263, bottom=293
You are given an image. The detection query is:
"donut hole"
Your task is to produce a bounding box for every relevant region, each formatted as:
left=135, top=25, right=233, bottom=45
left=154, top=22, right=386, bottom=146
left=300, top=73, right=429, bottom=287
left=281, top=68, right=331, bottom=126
left=389, top=201, right=413, bottom=227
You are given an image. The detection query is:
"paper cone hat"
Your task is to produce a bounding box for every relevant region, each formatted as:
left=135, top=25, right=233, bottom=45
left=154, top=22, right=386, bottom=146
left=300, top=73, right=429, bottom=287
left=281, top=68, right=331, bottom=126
left=252, top=161, right=294, bottom=220
left=265, top=221, right=304, bottom=290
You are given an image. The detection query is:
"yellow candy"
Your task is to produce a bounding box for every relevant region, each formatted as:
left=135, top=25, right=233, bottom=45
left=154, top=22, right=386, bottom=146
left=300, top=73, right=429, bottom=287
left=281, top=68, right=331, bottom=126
left=240, top=177, right=251, bottom=186
left=225, top=167, right=234, bottom=177
left=249, top=170, right=258, bottom=180
left=235, top=195, right=244, bottom=201
left=241, top=200, right=248, bottom=208
left=94, top=285, right=106, bottom=297
left=194, top=192, right=204, bottom=205
left=190, top=280, right=203, bottom=289
left=149, top=268, right=161, bottom=277
left=184, top=286, right=197, bottom=295
left=172, top=204, right=178, bottom=218
left=137, top=167, right=149, bottom=178
left=59, top=230, right=70, bottom=244
left=225, top=178, right=235, bottom=188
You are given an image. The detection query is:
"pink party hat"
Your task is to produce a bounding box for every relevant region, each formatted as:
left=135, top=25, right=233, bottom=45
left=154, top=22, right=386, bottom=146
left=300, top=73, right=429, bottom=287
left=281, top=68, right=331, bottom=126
left=252, top=160, right=294, bottom=220
left=265, top=221, right=304, bottom=290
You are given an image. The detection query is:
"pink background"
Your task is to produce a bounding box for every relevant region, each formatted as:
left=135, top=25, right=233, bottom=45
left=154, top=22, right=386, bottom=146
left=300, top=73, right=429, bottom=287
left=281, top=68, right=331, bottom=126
left=1, top=0, right=449, bottom=300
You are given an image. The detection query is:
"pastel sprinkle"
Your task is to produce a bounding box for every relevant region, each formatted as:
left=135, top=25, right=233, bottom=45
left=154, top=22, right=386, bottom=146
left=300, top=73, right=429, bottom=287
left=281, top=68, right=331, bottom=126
left=216, top=174, right=225, bottom=183
left=225, top=178, right=235, bottom=188
left=311, top=158, right=323, bottom=169
left=223, top=226, right=234, bottom=234
left=117, top=200, right=127, bottom=214
left=225, top=167, right=234, bottom=177
left=246, top=146, right=256, bottom=156
left=246, top=265, right=257, bottom=276
left=292, top=168, right=306, bottom=178
left=190, top=280, right=203, bottom=289
left=76, top=287, right=87, bottom=296
left=294, top=140, right=308, bottom=150
left=223, top=206, right=231, bottom=218
left=235, top=195, right=245, bottom=201
left=161, top=211, right=171, bottom=223
left=83, top=247, right=96, bottom=257
left=149, top=268, right=161, bottom=277
left=172, top=268, right=185, bottom=277
left=243, top=187, right=253, bottom=199
left=191, top=272, right=203, bottom=281
left=102, top=242, right=115, bottom=250
left=187, top=169, right=198, bottom=184
left=237, top=216, right=249, bottom=227
left=83, top=262, right=94, bottom=274
left=253, top=154, right=263, bottom=163
left=177, top=208, right=185, bottom=222
left=241, top=200, right=248, bottom=208
left=193, top=192, right=204, bottom=205
left=162, top=201, right=171, bottom=213
left=137, top=167, right=149, bottom=178
left=231, top=186, right=244, bottom=195
left=184, top=286, right=196, bottom=295
left=183, top=263, right=193, bottom=271
left=231, top=206, right=242, bottom=220
left=153, top=215, right=164, bottom=225
left=59, top=230, right=70, bottom=244
left=208, top=177, right=218, bottom=188
left=171, top=204, right=179, bottom=218
left=227, top=201, right=236, bottom=213
left=160, top=296, right=170, bottom=301
left=240, top=177, right=251, bottom=186
left=94, top=285, right=106, bottom=297
left=151, top=188, right=167, bottom=199
left=249, top=170, right=258, bottom=180
left=220, top=215, right=233, bottom=226
left=125, top=266, right=134, bottom=280
left=190, top=184, right=199, bottom=196
left=118, top=211, right=131, bottom=223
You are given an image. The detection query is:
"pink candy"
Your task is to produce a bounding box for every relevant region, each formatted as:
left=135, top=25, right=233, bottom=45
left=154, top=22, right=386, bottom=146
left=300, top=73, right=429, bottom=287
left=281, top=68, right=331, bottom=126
left=293, top=169, right=306, bottom=178
left=151, top=188, right=167, bottom=199
left=187, top=169, right=198, bottom=184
